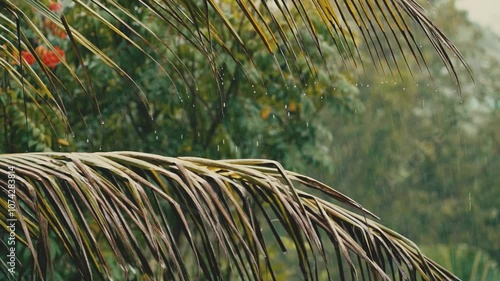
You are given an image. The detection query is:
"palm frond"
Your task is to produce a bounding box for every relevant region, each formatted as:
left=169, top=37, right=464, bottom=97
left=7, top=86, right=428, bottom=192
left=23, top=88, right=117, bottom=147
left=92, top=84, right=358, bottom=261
left=1, top=1, right=471, bottom=109
left=1, top=152, right=459, bottom=280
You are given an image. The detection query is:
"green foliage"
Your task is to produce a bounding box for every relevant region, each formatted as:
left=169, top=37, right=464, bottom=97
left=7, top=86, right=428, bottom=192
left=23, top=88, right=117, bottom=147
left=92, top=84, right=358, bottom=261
left=314, top=0, right=499, bottom=266
left=0, top=88, right=59, bottom=152
left=421, top=244, right=499, bottom=281
left=1, top=1, right=362, bottom=174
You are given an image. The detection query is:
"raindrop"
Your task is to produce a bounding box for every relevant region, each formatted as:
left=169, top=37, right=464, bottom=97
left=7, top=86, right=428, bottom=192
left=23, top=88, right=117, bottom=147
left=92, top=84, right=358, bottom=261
left=403, top=88, right=406, bottom=91
left=469, top=193, right=472, bottom=211
left=181, top=134, right=183, bottom=139
left=416, top=83, right=419, bottom=87
left=72, top=134, right=75, bottom=138
left=86, top=139, right=89, bottom=143
left=272, top=114, right=275, bottom=119
left=256, top=141, right=259, bottom=147
left=222, top=139, right=225, bottom=144
left=223, top=102, right=226, bottom=108
left=306, top=122, right=309, bottom=127
left=156, top=135, right=159, bottom=140
left=101, top=121, right=105, bottom=125
left=217, top=145, right=220, bottom=151
left=293, top=85, right=297, bottom=88
left=366, top=84, right=370, bottom=88
left=287, top=112, right=290, bottom=117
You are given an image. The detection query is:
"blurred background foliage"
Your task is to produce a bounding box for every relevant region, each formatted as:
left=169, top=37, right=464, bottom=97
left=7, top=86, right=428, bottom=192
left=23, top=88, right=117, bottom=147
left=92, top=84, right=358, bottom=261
left=1, top=0, right=498, bottom=279
left=313, top=0, right=500, bottom=270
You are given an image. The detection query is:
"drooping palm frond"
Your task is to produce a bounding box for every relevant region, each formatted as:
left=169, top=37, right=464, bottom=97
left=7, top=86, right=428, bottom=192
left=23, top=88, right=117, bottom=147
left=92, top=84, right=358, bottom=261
left=1, top=0, right=471, bottom=111
left=1, top=152, right=459, bottom=280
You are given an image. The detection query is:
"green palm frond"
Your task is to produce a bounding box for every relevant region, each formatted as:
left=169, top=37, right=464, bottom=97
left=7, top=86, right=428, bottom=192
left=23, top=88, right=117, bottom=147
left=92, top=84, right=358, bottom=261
left=1, top=0, right=470, bottom=110
left=1, top=152, right=459, bottom=280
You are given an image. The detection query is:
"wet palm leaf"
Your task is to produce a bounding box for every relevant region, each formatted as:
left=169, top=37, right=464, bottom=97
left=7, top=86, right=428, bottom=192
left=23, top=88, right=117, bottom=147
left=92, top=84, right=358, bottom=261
left=1, top=152, right=459, bottom=280
left=1, top=0, right=471, bottom=113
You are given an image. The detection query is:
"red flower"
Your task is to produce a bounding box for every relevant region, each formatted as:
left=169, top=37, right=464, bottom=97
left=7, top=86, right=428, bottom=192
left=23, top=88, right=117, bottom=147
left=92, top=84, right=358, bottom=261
left=42, top=46, right=65, bottom=69
left=21, top=51, right=35, bottom=65
left=49, top=2, right=62, bottom=12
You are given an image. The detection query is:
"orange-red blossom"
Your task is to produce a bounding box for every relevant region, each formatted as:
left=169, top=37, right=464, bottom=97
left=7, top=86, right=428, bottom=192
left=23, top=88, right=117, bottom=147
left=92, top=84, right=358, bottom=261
left=49, top=2, right=62, bottom=12
left=43, top=18, right=67, bottom=39
left=21, top=51, right=35, bottom=65
left=18, top=45, right=65, bottom=69
left=41, top=46, right=65, bottom=69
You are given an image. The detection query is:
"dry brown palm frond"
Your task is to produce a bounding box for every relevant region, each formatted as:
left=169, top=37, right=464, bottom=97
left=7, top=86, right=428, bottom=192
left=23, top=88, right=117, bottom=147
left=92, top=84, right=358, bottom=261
left=1, top=152, right=459, bottom=280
